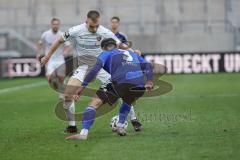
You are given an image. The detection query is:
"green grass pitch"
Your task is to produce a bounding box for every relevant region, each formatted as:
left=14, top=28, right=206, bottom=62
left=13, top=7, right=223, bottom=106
left=0, top=73, right=239, bottom=160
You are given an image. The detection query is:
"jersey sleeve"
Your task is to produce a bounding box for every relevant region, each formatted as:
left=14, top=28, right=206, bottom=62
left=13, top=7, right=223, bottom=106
left=62, top=25, right=81, bottom=41
left=102, top=28, right=121, bottom=45
left=39, top=32, right=46, bottom=44
left=98, top=51, right=110, bottom=67
left=119, top=32, right=128, bottom=44
left=121, top=36, right=128, bottom=45
left=137, top=55, right=153, bottom=81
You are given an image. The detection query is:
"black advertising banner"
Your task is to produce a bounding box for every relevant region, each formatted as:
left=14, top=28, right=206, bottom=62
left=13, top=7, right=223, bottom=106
left=144, top=52, right=240, bottom=74
left=0, top=57, right=74, bottom=78
left=0, top=58, right=42, bottom=78
left=0, top=53, right=239, bottom=78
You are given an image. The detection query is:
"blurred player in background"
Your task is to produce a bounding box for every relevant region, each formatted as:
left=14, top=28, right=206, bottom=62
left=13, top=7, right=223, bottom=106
left=66, top=38, right=153, bottom=140
left=110, top=16, right=128, bottom=45
left=36, top=18, right=71, bottom=100
left=41, top=10, right=129, bottom=134
left=110, top=16, right=143, bottom=131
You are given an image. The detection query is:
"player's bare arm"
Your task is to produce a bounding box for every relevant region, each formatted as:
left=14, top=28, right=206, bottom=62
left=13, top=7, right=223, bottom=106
left=62, top=45, right=73, bottom=57
left=40, top=36, right=65, bottom=65
left=36, top=40, right=43, bottom=60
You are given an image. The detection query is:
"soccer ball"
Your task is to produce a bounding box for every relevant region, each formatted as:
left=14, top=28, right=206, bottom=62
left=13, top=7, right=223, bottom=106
left=110, top=115, right=128, bottom=132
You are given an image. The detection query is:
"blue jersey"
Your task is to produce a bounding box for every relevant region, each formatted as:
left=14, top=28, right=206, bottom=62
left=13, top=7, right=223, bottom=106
left=82, top=48, right=153, bottom=87
left=115, top=32, right=128, bottom=45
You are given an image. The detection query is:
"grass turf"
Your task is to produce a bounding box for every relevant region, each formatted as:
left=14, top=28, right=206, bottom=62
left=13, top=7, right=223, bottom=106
left=0, top=74, right=239, bottom=160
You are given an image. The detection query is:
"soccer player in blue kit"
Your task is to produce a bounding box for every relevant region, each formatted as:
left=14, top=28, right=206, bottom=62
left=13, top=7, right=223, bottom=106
left=110, top=16, right=143, bottom=131
left=110, top=16, right=128, bottom=45
left=66, top=38, right=153, bottom=140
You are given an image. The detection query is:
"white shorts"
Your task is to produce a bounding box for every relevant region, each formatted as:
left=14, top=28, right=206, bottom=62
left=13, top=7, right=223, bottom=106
left=72, top=65, right=111, bottom=83
left=45, top=61, right=66, bottom=77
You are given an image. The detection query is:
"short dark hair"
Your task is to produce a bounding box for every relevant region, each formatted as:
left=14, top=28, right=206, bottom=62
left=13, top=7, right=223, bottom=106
left=51, top=18, right=60, bottom=23
left=111, top=16, right=120, bottom=22
left=87, top=10, right=100, bottom=22
left=101, top=38, right=117, bottom=50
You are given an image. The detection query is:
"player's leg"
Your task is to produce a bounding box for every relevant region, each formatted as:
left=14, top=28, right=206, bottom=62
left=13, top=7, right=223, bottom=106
left=129, top=105, right=142, bottom=132
left=63, top=77, right=81, bottom=133
left=56, top=62, right=66, bottom=100
left=45, top=62, right=65, bottom=100
left=97, top=69, right=142, bottom=131
left=114, top=83, right=145, bottom=136
left=57, top=76, right=65, bottom=100
left=66, top=83, right=119, bottom=140
left=77, top=81, right=120, bottom=139
left=63, top=65, right=89, bottom=133
left=117, top=102, right=131, bottom=136
left=45, top=63, right=56, bottom=89
left=77, top=96, right=103, bottom=139
left=96, top=69, right=141, bottom=132
left=65, top=96, right=103, bottom=140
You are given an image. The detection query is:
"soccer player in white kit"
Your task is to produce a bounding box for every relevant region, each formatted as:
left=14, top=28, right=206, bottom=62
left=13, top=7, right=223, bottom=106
left=41, top=11, right=130, bottom=134
left=36, top=18, right=71, bottom=99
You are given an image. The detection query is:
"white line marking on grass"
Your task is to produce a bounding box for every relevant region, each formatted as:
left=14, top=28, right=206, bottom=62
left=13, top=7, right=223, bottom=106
left=0, top=81, right=47, bottom=95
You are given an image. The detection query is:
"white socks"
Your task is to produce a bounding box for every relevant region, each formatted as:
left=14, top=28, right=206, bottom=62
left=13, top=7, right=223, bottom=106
left=80, top=129, right=89, bottom=136
left=64, top=101, right=76, bottom=126
left=79, top=129, right=88, bottom=140
left=129, top=106, right=137, bottom=120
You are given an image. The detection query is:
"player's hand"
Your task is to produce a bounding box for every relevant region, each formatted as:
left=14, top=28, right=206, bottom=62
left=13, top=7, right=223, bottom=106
left=73, top=86, right=85, bottom=101
left=134, top=49, right=142, bottom=56
left=40, top=56, right=49, bottom=66
left=127, top=41, right=133, bottom=48
left=145, top=81, right=154, bottom=91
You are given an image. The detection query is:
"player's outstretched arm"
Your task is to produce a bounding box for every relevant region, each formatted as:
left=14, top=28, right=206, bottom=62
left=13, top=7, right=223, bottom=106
left=118, top=42, right=129, bottom=50
left=36, top=41, right=43, bottom=60
left=137, top=55, right=154, bottom=91
left=40, top=36, right=65, bottom=65
left=63, top=45, right=73, bottom=57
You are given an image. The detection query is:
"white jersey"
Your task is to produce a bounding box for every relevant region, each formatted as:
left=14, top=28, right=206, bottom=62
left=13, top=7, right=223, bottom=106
left=41, top=30, right=69, bottom=62
left=62, top=23, right=120, bottom=65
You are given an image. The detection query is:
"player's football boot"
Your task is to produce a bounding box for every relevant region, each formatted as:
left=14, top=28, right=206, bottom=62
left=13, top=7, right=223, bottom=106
left=79, top=129, right=88, bottom=140
left=131, top=119, right=142, bottom=132
left=65, top=129, right=88, bottom=140
left=116, top=124, right=127, bottom=136
left=64, top=126, right=78, bottom=134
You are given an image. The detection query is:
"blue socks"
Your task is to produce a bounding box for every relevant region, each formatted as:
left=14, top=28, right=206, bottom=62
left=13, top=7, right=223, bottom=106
left=119, top=102, right=131, bottom=124
left=82, top=106, right=96, bottom=130
left=82, top=103, right=131, bottom=130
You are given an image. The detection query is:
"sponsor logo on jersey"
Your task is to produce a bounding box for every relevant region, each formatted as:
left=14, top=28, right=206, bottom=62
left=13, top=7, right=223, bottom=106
left=96, top=36, right=102, bottom=41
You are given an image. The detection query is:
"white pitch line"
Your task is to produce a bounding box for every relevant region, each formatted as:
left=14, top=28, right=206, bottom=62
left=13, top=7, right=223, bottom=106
left=0, top=81, right=47, bottom=95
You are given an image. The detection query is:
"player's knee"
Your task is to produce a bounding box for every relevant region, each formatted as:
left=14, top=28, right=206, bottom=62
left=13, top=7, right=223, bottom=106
left=64, top=94, right=72, bottom=101
left=63, top=100, right=73, bottom=110
left=88, top=97, right=103, bottom=109
left=46, top=76, right=52, bottom=83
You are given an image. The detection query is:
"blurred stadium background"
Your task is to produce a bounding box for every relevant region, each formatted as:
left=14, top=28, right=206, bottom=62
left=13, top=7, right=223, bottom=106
left=0, top=1, right=239, bottom=160
left=1, top=0, right=240, bottom=55
left=1, top=0, right=240, bottom=77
